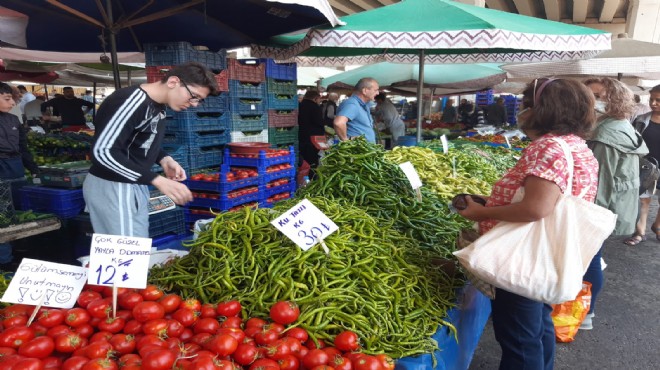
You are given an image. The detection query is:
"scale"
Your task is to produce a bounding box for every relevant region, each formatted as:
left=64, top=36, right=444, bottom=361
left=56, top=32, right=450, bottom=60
left=311, top=136, right=331, bottom=151
left=148, top=195, right=176, bottom=215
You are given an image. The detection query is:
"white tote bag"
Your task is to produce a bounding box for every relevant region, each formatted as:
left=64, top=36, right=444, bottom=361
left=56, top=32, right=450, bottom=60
left=453, top=138, right=617, bottom=304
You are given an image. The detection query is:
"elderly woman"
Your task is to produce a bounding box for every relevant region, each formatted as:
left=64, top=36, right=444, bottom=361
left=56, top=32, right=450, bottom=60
left=458, top=78, right=600, bottom=370
left=581, top=77, right=648, bottom=329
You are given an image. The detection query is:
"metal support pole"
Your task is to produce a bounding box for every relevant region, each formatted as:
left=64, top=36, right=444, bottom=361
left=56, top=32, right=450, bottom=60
left=107, top=0, right=121, bottom=89
left=415, top=50, right=425, bottom=143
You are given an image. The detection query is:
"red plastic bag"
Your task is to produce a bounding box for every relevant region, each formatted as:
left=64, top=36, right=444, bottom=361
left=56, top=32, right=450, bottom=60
left=551, top=281, right=592, bottom=342
left=297, top=160, right=311, bottom=187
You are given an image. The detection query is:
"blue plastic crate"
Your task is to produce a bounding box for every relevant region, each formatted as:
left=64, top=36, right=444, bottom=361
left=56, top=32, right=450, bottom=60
left=224, top=146, right=295, bottom=168
left=186, top=165, right=259, bottom=192
left=144, top=42, right=227, bottom=70
left=228, top=80, right=266, bottom=99
left=261, top=59, right=297, bottom=81
left=164, top=130, right=230, bottom=147
left=149, top=207, right=187, bottom=237
left=264, top=179, right=296, bottom=198
left=166, top=95, right=229, bottom=116
left=188, top=186, right=262, bottom=211
left=261, top=167, right=296, bottom=184
left=230, top=97, right=266, bottom=115
left=19, top=186, right=85, bottom=219
left=152, top=234, right=190, bottom=251
left=267, top=93, right=298, bottom=110
left=184, top=208, right=216, bottom=226
left=188, top=146, right=224, bottom=170
left=229, top=114, right=268, bottom=132
left=266, top=78, right=298, bottom=95
left=165, top=111, right=230, bottom=132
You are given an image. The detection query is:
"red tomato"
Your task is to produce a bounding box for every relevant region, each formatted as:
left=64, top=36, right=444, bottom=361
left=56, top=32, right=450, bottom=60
left=245, top=317, right=267, bottom=329
left=0, top=325, right=35, bottom=348
left=140, top=285, right=165, bottom=301
left=89, top=331, right=112, bottom=343
left=132, top=301, right=165, bottom=322
left=179, top=298, right=202, bottom=312
left=375, top=354, right=394, bottom=370
left=10, top=358, right=46, bottom=370
left=265, top=339, right=292, bottom=360
left=41, top=356, right=62, bottom=369
left=232, top=343, right=259, bottom=366
left=249, top=358, right=280, bottom=370
left=2, top=314, right=27, bottom=328
left=303, top=349, right=330, bottom=369
left=191, top=174, right=204, bottom=181
left=143, top=318, right=170, bottom=336
left=61, top=356, right=90, bottom=370
left=216, top=300, right=242, bottom=317
left=117, top=292, right=144, bottom=310
left=306, top=339, right=327, bottom=350
left=122, top=320, right=142, bottom=335
left=36, top=309, right=65, bottom=328
left=86, top=298, right=113, bottom=319
left=285, top=327, right=309, bottom=343
left=158, top=294, right=182, bottom=314
left=141, top=348, right=177, bottom=370
left=322, top=347, right=342, bottom=360
left=199, top=304, right=217, bottom=319
left=81, top=358, right=119, bottom=370
left=278, top=354, right=301, bottom=370
left=17, top=336, right=55, bottom=359
left=46, top=324, right=71, bottom=338
left=220, top=316, right=243, bottom=329
left=254, top=328, right=279, bottom=346
left=97, top=317, right=125, bottom=334
left=312, top=366, right=335, bottom=370
left=54, top=333, right=86, bottom=353
left=118, top=353, right=142, bottom=367
left=109, top=333, right=136, bottom=355
left=353, top=356, right=383, bottom=370
left=74, top=324, right=95, bottom=339
left=193, top=317, right=221, bottom=334
left=205, top=334, right=238, bottom=357
left=333, top=356, right=353, bottom=370
left=217, top=327, right=245, bottom=343
left=83, top=341, right=114, bottom=359
left=333, top=331, right=359, bottom=352
left=166, top=319, right=185, bottom=338
left=65, top=308, right=91, bottom=327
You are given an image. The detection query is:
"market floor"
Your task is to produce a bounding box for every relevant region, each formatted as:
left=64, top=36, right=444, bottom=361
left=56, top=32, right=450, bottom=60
left=468, top=207, right=660, bottom=369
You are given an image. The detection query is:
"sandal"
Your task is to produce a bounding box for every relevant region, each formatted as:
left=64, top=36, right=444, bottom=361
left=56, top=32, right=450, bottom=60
left=652, top=226, right=660, bottom=241
left=623, top=234, right=646, bottom=246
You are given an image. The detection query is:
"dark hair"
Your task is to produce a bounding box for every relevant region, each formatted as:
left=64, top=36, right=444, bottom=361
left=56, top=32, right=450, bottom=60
left=63, top=86, right=73, bottom=91
left=583, top=77, right=634, bottom=120
left=17, top=85, right=27, bottom=91
left=375, top=92, right=387, bottom=102
left=163, top=62, right=219, bottom=96
left=303, top=90, right=320, bottom=100
left=522, top=78, right=596, bottom=139
left=650, top=85, right=660, bottom=94
left=0, top=82, right=12, bottom=95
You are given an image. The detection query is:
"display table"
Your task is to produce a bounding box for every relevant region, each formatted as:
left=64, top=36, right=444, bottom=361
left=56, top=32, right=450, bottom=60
left=396, top=284, right=491, bottom=370
left=0, top=217, right=62, bottom=243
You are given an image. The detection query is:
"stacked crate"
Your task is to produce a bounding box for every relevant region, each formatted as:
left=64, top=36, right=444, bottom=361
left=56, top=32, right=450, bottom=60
left=263, top=59, right=299, bottom=154
left=144, top=42, right=229, bottom=173
left=475, top=89, right=495, bottom=109
left=504, top=95, right=521, bottom=126
left=227, top=59, right=268, bottom=144
left=183, top=147, right=296, bottom=229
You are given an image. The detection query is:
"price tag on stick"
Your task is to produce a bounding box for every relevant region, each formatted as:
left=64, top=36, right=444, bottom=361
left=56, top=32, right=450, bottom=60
left=398, top=162, right=423, bottom=201
left=504, top=136, right=512, bottom=149
left=440, top=134, right=449, bottom=154
left=88, top=234, right=152, bottom=289
left=271, top=199, right=339, bottom=252
left=1, top=259, right=88, bottom=309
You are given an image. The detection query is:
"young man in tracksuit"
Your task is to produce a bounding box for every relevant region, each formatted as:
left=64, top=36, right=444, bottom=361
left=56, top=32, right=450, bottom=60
left=83, top=62, right=218, bottom=237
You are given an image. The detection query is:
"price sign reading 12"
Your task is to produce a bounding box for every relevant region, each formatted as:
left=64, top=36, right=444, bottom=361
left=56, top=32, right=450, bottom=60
left=271, top=199, right=339, bottom=251
left=88, top=234, right=152, bottom=289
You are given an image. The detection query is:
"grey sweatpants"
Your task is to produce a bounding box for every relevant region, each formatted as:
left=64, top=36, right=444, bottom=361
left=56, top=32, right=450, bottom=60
left=82, top=173, right=150, bottom=237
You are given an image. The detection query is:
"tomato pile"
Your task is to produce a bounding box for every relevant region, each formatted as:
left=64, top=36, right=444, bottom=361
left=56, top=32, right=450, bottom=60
left=189, top=173, right=220, bottom=182
left=227, top=168, right=259, bottom=181
left=229, top=150, right=290, bottom=159
left=265, top=192, right=291, bottom=204
left=0, top=285, right=395, bottom=370
left=226, top=187, right=259, bottom=199
left=265, top=179, right=289, bottom=189
left=265, top=164, right=292, bottom=174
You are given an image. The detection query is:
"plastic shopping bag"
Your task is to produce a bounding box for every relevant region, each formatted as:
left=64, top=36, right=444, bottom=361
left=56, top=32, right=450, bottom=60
left=551, top=282, right=592, bottom=342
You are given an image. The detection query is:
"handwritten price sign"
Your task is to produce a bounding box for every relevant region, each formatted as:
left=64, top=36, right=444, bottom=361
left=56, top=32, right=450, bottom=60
left=1, top=259, right=88, bottom=308
left=88, top=234, right=152, bottom=289
left=271, top=199, right=339, bottom=251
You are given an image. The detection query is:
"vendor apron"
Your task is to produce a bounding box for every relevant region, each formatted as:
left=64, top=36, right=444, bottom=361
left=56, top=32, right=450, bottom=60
left=0, top=156, right=28, bottom=209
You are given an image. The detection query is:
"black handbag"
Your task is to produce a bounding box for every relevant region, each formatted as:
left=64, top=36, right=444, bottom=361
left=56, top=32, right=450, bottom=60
left=639, top=156, right=660, bottom=195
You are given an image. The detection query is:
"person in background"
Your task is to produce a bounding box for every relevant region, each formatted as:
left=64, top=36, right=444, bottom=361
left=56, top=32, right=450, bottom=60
left=298, top=90, right=325, bottom=173
left=486, top=97, right=508, bottom=127
left=82, top=89, right=95, bottom=104
left=631, top=94, right=651, bottom=123
left=0, top=82, right=40, bottom=270
left=458, top=78, right=599, bottom=370
left=458, top=98, right=474, bottom=124
left=23, top=95, right=45, bottom=127
left=334, top=77, right=380, bottom=143
left=8, top=85, right=22, bottom=121
left=627, top=85, right=660, bottom=245
left=41, top=86, right=94, bottom=129
left=84, top=62, right=217, bottom=237
left=441, top=99, right=457, bottom=123
left=374, top=92, right=406, bottom=148
left=321, top=92, right=339, bottom=128
left=582, top=77, right=648, bottom=330
left=17, top=85, right=35, bottom=120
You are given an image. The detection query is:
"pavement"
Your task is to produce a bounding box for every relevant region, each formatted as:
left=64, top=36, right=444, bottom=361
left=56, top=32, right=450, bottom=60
left=468, top=204, right=660, bottom=370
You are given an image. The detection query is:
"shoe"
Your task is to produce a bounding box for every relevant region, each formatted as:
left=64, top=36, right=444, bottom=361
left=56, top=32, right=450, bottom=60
left=651, top=226, right=660, bottom=241
left=623, top=234, right=646, bottom=246
left=580, top=313, right=595, bottom=330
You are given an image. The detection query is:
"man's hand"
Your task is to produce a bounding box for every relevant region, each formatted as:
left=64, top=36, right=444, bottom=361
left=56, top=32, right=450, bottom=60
left=160, top=156, right=187, bottom=181
left=333, top=116, right=349, bottom=141
left=151, top=176, right=193, bottom=206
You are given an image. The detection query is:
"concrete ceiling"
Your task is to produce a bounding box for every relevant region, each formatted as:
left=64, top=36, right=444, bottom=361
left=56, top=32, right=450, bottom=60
left=327, top=0, right=660, bottom=43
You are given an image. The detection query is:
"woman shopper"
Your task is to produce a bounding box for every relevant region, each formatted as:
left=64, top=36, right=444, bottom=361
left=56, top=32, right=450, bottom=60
left=458, top=78, right=599, bottom=370
left=628, top=84, right=660, bottom=245
left=582, top=77, right=648, bottom=330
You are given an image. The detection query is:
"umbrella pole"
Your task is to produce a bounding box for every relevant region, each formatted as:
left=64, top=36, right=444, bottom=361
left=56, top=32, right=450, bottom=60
left=107, top=0, right=121, bottom=89
left=416, top=50, right=425, bottom=143
left=92, top=82, right=97, bottom=122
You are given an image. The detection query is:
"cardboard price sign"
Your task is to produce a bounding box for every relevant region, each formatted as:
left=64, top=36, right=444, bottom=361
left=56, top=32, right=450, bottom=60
left=398, top=162, right=423, bottom=190
left=88, top=234, right=152, bottom=289
left=1, top=259, right=88, bottom=308
left=271, top=198, right=338, bottom=251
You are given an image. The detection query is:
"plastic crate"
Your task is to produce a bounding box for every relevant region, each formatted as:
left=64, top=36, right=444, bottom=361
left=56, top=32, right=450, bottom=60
left=261, top=167, right=296, bottom=184
left=268, top=110, right=298, bottom=128
left=230, top=129, right=268, bottom=143
left=186, top=167, right=259, bottom=193
left=151, top=234, right=188, bottom=251
left=264, top=179, right=296, bottom=198
left=215, top=69, right=229, bottom=92
left=188, top=186, right=262, bottom=211
left=164, top=130, right=230, bottom=147
left=144, top=42, right=227, bottom=71
left=230, top=97, right=266, bottom=115
left=165, top=93, right=229, bottom=115
left=37, top=161, right=91, bottom=189
left=227, top=59, right=266, bottom=83
left=149, top=207, right=187, bottom=237
left=261, top=59, right=297, bottom=81
left=19, top=186, right=85, bottom=219
left=0, top=180, right=15, bottom=227
left=268, top=126, right=299, bottom=146
left=225, top=146, right=296, bottom=169
left=188, top=146, right=224, bottom=170
left=228, top=80, right=266, bottom=99
left=184, top=208, right=216, bottom=226
left=229, top=114, right=268, bottom=132
left=165, top=111, right=230, bottom=132
left=152, top=144, right=189, bottom=173
left=267, top=93, right=298, bottom=110
left=146, top=65, right=174, bottom=83
left=266, top=78, right=298, bottom=95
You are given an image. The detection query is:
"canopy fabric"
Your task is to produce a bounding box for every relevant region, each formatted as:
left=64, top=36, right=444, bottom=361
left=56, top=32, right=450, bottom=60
left=297, top=66, right=342, bottom=86
left=2, top=60, right=146, bottom=86
left=320, top=62, right=506, bottom=91
left=252, top=0, right=610, bottom=65
left=0, top=0, right=340, bottom=53
left=0, top=47, right=145, bottom=63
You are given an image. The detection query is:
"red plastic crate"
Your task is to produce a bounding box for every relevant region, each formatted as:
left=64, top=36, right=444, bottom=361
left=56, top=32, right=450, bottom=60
left=215, top=69, right=229, bottom=92
left=146, top=65, right=174, bottom=83
left=268, top=110, right=298, bottom=128
left=228, top=59, right=266, bottom=83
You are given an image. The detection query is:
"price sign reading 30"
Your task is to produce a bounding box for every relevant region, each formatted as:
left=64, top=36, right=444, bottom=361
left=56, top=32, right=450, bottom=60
left=271, top=198, right=339, bottom=251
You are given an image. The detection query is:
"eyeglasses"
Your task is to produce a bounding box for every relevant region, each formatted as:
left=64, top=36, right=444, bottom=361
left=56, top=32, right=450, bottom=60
left=180, top=79, right=204, bottom=104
